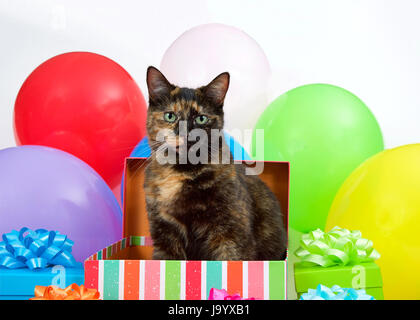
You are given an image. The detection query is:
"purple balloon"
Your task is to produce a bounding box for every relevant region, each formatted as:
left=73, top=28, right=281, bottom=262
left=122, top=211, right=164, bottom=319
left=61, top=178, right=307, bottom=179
left=0, top=146, right=122, bottom=262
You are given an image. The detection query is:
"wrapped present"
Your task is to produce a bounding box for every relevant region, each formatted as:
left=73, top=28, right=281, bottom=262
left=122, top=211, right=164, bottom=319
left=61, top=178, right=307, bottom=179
left=208, top=288, right=256, bottom=300
left=30, top=284, right=99, bottom=300
left=0, top=228, right=84, bottom=300
left=84, top=158, right=290, bottom=300
left=300, top=284, right=375, bottom=300
left=294, top=227, right=384, bottom=300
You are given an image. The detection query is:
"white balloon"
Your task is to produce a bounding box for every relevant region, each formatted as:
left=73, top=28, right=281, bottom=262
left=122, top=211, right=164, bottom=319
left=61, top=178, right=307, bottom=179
left=160, top=23, right=271, bottom=152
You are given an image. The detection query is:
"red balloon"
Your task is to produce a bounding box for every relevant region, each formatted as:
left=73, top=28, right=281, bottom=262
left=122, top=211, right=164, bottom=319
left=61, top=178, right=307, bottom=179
left=14, top=52, right=147, bottom=189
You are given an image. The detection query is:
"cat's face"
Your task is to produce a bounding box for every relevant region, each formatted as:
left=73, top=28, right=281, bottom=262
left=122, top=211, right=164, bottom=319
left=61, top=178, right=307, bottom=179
left=145, top=67, right=229, bottom=155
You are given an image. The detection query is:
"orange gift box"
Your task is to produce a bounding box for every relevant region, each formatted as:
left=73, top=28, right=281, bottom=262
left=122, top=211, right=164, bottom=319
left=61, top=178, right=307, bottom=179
left=84, top=158, right=289, bottom=300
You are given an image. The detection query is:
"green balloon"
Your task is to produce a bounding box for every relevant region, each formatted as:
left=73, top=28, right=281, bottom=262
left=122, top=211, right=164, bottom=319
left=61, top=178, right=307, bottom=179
left=252, top=84, right=384, bottom=233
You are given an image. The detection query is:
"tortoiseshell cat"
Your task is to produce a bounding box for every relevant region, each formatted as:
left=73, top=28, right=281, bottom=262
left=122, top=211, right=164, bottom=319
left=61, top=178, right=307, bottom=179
left=144, top=66, right=287, bottom=260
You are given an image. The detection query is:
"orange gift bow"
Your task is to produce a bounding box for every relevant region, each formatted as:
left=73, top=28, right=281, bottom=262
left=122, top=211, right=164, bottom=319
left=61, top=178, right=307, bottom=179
left=30, top=283, right=100, bottom=300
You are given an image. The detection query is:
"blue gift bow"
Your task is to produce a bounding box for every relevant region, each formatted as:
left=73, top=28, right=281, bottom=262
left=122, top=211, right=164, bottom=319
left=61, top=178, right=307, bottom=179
left=0, top=227, right=77, bottom=270
left=300, top=284, right=375, bottom=300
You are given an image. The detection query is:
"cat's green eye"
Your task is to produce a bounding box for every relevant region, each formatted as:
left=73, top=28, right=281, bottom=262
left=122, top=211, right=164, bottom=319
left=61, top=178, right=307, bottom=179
left=195, top=115, right=209, bottom=125
left=164, top=112, right=177, bottom=123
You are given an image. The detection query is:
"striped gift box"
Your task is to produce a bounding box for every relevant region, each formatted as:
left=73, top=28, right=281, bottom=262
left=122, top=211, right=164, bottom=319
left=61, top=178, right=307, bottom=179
left=84, top=236, right=287, bottom=300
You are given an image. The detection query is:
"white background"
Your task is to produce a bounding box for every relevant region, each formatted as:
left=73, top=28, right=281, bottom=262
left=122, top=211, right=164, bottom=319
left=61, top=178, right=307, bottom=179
left=0, top=0, right=419, bottom=150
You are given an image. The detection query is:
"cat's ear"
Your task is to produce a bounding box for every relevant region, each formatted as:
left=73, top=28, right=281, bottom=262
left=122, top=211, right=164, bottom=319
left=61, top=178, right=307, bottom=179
left=203, top=72, right=230, bottom=107
left=146, top=66, right=174, bottom=102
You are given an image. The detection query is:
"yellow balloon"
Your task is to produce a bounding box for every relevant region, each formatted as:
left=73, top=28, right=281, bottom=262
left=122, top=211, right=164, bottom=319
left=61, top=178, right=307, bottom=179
left=326, top=144, right=420, bottom=300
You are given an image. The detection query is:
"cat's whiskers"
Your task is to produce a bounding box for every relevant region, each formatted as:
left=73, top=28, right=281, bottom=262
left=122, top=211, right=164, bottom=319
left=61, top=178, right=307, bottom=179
left=131, top=141, right=167, bottom=177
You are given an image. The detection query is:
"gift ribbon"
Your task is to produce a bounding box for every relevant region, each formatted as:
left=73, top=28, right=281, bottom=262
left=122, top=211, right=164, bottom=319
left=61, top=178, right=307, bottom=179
left=30, top=284, right=100, bottom=300
left=294, top=226, right=380, bottom=267
left=0, top=227, right=77, bottom=270
left=300, top=284, right=375, bottom=300
left=208, top=288, right=256, bottom=300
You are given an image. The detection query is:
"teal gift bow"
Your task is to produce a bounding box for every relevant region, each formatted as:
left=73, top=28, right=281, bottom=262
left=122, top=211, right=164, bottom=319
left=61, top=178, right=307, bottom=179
left=300, top=284, right=375, bottom=300
left=295, top=226, right=380, bottom=267
left=0, top=227, right=77, bottom=269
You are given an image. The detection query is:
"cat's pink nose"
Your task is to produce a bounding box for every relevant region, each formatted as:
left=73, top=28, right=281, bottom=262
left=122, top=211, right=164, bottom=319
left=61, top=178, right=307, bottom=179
left=177, top=137, right=185, bottom=146
left=166, top=136, right=185, bottom=148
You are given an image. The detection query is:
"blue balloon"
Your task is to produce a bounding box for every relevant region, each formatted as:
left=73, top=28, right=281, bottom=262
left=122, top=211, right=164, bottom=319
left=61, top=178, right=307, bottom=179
left=121, top=132, right=251, bottom=201
left=130, top=136, right=153, bottom=158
